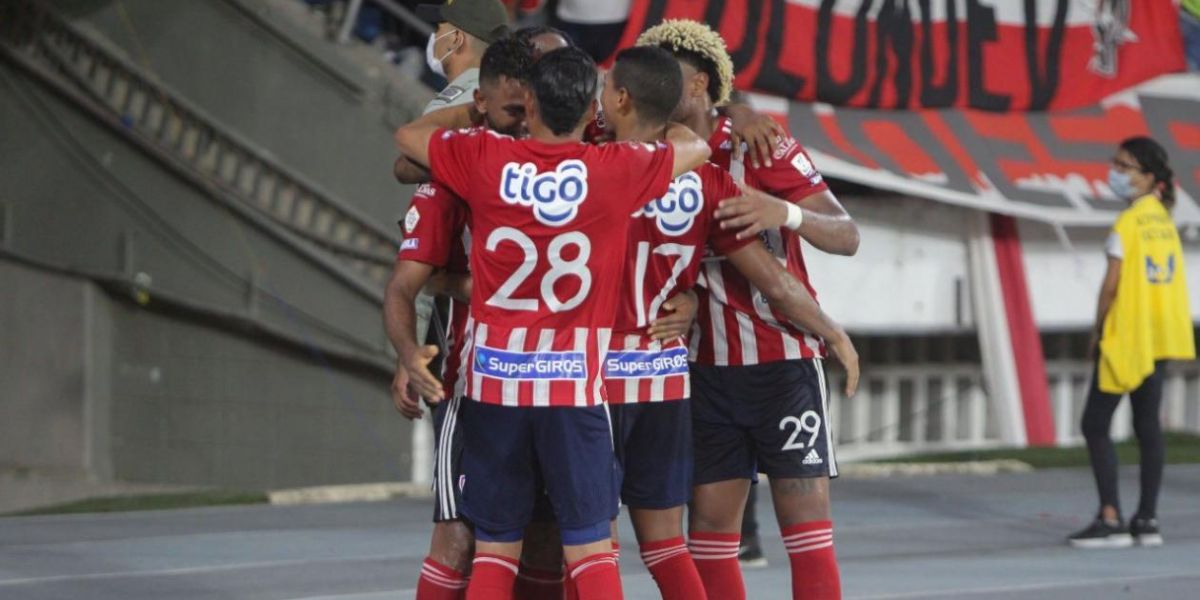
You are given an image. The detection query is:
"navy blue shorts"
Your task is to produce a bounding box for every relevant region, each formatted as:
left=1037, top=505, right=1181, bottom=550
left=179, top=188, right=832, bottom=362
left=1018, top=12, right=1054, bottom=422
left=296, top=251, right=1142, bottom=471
left=430, top=396, right=465, bottom=522
left=690, top=358, right=838, bottom=485
left=610, top=400, right=692, bottom=509
left=458, top=401, right=619, bottom=534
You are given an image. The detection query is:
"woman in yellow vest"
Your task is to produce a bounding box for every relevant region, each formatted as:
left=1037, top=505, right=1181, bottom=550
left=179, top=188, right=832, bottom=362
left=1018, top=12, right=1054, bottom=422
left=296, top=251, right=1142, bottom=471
left=1069, top=137, right=1195, bottom=549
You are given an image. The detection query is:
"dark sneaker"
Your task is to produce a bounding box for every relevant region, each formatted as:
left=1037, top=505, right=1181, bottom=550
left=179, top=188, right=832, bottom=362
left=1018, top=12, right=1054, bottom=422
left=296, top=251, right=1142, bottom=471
left=1130, top=517, right=1163, bottom=547
left=1068, top=517, right=1133, bottom=549
left=738, top=534, right=768, bottom=568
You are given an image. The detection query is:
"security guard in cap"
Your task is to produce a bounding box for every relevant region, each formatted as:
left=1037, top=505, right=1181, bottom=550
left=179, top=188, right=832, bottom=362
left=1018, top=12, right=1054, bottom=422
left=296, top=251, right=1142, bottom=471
left=394, top=0, right=506, bottom=184
left=417, top=0, right=509, bottom=114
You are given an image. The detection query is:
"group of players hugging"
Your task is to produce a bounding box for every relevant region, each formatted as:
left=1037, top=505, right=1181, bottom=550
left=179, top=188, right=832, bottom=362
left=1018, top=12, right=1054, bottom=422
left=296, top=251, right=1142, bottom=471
left=385, top=12, right=862, bottom=600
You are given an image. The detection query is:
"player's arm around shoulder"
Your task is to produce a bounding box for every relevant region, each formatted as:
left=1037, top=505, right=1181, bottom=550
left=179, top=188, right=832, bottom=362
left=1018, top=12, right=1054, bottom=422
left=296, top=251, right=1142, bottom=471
left=725, top=241, right=859, bottom=396
left=393, top=102, right=476, bottom=168
left=665, top=122, right=712, bottom=177
left=717, top=128, right=860, bottom=256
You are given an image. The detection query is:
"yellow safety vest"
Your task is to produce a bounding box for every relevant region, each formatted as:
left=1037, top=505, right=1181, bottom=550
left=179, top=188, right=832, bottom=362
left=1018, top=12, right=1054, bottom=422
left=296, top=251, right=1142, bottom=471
left=1098, top=195, right=1196, bottom=393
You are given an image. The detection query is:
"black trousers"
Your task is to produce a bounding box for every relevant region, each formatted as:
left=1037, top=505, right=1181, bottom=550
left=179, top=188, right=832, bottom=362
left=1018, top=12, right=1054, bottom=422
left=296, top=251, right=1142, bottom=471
left=1081, top=361, right=1166, bottom=520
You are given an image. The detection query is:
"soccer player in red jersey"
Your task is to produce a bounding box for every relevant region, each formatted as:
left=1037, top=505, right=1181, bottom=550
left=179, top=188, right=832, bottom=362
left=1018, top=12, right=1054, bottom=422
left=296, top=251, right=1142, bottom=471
left=638, top=20, right=861, bottom=600
left=385, top=34, right=537, bottom=600
left=598, top=46, right=860, bottom=600
left=393, top=46, right=711, bottom=600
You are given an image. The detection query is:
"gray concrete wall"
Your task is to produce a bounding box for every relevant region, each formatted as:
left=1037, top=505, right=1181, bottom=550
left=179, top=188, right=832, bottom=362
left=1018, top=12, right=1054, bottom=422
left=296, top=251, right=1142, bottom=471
left=0, top=259, right=409, bottom=489
left=105, top=292, right=407, bottom=489
left=47, top=0, right=423, bottom=227
left=0, top=59, right=387, bottom=362
left=1, top=26, right=413, bottom=490
left=0, top=261, right=90, bottom=474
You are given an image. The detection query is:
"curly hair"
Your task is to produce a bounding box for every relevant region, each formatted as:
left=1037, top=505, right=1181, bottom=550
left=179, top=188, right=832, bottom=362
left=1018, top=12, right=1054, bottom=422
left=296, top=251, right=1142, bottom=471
left=636, top=19, right=734, bottom=106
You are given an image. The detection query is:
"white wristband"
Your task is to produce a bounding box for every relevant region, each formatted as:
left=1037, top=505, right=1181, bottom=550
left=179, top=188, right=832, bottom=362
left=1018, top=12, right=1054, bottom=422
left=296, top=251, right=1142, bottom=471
left=784, top=202, right=804, bottom=231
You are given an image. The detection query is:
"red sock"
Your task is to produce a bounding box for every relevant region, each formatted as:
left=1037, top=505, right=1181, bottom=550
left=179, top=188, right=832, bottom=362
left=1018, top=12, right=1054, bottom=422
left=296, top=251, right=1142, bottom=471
left=688, top=531, right=744, bottom=600
left=466, top=553, right=518, bottom=600
left=567, top=552, right=623, bottom=600
left=782, top=521, right=841, bottom=600
left=417, top=558, right=467, bottom=600
left=513, top=563, right=563, bottom=600
left=639, top=536, right=706, bottom=600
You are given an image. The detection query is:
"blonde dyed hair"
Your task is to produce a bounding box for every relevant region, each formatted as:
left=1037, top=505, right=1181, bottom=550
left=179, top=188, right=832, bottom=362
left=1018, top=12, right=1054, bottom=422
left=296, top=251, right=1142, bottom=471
left=636, top=19, right=734, bottom=106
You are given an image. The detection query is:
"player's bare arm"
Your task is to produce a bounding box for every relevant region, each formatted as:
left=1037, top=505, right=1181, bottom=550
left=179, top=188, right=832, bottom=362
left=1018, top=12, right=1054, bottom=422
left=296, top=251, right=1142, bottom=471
left=383, top=260, right=446, bottom=411
left=393, top=103, right=484, bottom=183
left=393, top=156, right=431, bottom=185
left=664, top=122, right=712, bottom=177
left=725, top=242, right=860, bottom=396
left=715, top=185, right=860, bottom=256
left=393, top=103, right=476, bottom=168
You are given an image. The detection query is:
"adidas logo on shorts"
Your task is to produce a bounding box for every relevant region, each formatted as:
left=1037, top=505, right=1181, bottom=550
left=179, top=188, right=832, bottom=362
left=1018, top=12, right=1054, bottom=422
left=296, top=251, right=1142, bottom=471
left=802, top=449, right=823, bottom=465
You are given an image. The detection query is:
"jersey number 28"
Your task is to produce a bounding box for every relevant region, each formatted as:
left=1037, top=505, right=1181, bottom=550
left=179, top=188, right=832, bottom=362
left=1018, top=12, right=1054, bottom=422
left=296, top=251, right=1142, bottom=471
left=485, top=227, right=591, bottom=312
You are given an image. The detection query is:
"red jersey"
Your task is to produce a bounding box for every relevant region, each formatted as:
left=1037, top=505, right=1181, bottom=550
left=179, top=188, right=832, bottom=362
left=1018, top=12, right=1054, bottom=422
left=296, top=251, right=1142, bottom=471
left=428, top=127, right=675, bottom=407
left=396, top=182, right=471, bottom=400
left=692, top=117, right=830, bottom=366
left=605, top=164, right=752, bottom=403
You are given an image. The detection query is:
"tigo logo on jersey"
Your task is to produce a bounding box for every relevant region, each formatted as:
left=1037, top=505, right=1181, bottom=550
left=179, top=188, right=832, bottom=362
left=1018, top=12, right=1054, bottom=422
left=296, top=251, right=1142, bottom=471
left=474, top=345, right=587, bottom=380
left=604, top=347, right=689, bottom=379
left=499, top=160, right=589, bottom=226
left=400, top=238, right=419, bottom=250
left=635, top=172, right=703, bottom=235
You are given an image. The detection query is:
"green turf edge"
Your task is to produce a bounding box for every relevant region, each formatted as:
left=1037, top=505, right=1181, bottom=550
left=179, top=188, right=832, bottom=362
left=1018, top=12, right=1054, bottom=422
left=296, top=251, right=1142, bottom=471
left=875, top=431, right=1200, bottom=469
left=5, top=490, right=269, bottom=517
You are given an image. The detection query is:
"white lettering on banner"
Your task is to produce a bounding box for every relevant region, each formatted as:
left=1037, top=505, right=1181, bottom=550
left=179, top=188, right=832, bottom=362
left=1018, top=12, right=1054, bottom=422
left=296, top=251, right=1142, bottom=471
left=499, top=160, right=589, bottom=226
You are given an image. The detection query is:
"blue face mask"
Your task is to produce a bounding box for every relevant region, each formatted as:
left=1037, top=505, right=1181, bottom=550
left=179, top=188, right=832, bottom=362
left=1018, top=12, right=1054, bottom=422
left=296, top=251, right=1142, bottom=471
left=1108, top=168, right=1137, bottom=200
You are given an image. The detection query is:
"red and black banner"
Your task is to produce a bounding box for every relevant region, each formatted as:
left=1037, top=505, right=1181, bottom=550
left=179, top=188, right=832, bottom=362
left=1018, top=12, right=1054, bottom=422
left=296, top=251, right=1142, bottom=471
left=749, top=74, right=1200, bottom=225
left=614, top=0, right=1186, bottom=111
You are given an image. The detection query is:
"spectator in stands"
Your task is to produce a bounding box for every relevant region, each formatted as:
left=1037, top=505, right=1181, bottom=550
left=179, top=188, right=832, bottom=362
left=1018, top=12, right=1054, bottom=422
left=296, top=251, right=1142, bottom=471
left=1069, top=137, right=1195, bottom=549
left=550, top=0, right=631, bottom=62
left=1182, top=0, right=1200, bottom=70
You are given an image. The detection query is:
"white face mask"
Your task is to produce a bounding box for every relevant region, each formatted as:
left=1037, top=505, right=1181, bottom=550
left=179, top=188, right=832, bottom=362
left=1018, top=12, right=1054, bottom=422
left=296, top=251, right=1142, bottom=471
left=425, top=29, right=458, bottom=78
left=1108, top=168, right=1137, bottom=200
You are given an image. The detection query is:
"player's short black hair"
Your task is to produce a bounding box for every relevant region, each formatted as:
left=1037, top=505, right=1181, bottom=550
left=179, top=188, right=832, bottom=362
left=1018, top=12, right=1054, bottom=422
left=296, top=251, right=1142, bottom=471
left=479, top=34, right=535, bottom=86
left=513, top=25, right=573, bottom=48
left=529, top=46, right=597, bottom=136
left=671, top=48, right=722, bottom=105
left=611, top=46, right=683, bottom=126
